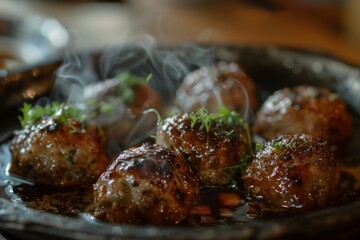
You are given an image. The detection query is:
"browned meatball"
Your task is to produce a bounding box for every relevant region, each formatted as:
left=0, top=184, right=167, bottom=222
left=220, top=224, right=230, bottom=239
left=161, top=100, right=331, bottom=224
left=253, top=85, right=352, bottom=149
left=10, top=115, right=110, bottom=187
left=156, top=107, right=252, bottom=187
left=83, top=73, right=162, bottom=155
left=93, top=143, right=200, bottom=225
left=243, top=134, right=340, bottom=212
left=175, top=62, right=257, bottom=117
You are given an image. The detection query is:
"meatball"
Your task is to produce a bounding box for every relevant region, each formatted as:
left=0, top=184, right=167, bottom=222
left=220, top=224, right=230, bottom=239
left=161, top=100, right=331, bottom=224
left=82, top=72, right=162, bottom=155
left=10, top=114, right=110, bottom=187
left=253, top=85, right=352, bottom=149
left=156, top=107, right=252, bottom=187
left=93, top=143, right=200, bottom=225
left=243, top=134, right=340, bottom=212
left=175, top=62, right=257, bottom=117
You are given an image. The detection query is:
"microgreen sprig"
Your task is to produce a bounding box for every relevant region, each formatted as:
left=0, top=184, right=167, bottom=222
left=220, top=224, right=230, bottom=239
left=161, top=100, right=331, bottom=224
left=271, top=139, right=296, bottom=151
left=143, top=108, right=163, bottom=125
left=188, top=106, right=247, bottom=132
left=221, top=154, right=252, bottom=187
left=189, top=107, right=211, bottom=131
left=86, top=72, right=153, bottom=116
left=18, top=102, right=87, bottom=128
left=117, top=72, right=153, bottom=88
left=188, top=106, right=253, bottom=153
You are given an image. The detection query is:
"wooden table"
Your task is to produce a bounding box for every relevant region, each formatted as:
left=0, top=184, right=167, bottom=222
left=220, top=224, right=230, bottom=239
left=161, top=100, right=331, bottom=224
left=22, top=0, right=360, bottom=66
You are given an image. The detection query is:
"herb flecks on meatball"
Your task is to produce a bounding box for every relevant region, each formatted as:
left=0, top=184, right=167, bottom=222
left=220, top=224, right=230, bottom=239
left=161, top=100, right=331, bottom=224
left=156, top=106, right=253, bottom=187
left=93, top=143, right=200, bottom=225
left=243, top=134, right=340, bottom=212
left=10, top=102, right=110, bottom=187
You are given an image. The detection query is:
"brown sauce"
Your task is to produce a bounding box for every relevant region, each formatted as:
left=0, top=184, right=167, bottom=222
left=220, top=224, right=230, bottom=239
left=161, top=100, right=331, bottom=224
left=2, top=139, right=360, bottom=227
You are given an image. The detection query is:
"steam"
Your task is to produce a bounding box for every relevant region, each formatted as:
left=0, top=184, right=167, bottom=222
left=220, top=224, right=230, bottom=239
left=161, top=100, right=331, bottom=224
left=174, top=61, right=256, bottom=124
left=49, top=28, right=256, bottom=158
left=124, top=112, right=158, bottom=147
left=221, top=76, right=254, bottom=124
left=52, top=51, right=97, bottom=105
left=99, top=34, right=215, bottom=101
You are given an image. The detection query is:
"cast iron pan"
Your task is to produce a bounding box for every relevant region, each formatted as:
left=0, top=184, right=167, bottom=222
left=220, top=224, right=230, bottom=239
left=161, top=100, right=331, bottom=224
left=0, top=44, right=360, bottom=239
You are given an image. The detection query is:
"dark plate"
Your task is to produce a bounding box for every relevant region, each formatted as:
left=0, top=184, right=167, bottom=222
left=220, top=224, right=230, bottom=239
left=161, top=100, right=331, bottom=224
left=0, top=44, right=360, bottom=240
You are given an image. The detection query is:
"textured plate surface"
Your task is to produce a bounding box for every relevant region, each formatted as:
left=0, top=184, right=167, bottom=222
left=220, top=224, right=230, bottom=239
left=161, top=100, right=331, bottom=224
left=0, top=44, right=360, bottom=240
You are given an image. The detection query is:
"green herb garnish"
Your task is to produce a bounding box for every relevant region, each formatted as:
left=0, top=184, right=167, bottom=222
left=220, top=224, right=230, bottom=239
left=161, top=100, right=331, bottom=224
left=273, top=142, right=283, bottom=149
left=255, top=142, right=265, bottom=151
left=187, top=106, right=253, bottom=154
left=221, top=155, right=252, bottom=187
left=114, top=72, right=153, bottom=104
left=66, top=149, right=77, bottom=164
left=19, top=102, right=87, bottom=128
left=145, top=73, right=153, bottom=83
left=143, top=108, right=163, bottom=125
left=117, top=72, right=152, bottom=87
left=188, top=106, right=247, bottom=132
left=87, top=72, right=153, bottom=116
left=186, top=106, right=253, bottom=187
left=272, top=140, right=296, bottom=151
left=269, top=139, right=297, bottom=160
left=189, top=107, right=211, bottom=131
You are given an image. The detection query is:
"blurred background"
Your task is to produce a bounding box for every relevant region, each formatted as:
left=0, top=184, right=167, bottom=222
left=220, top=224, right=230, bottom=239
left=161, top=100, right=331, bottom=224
left=1, top=0, right=360, bottom=69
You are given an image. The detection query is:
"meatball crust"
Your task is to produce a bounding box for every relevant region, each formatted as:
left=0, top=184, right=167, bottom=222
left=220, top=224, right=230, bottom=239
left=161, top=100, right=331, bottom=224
left=156, top=111, right=252, bottom=187
left=10, top=116, right=110, bottom=187
left=243, top=134, right=340, bottom=211
left=93, top=143, right=200, bottom=225
left=253, top=85, right=352, bottom=148
left=175, top=62, right=257, bottom=115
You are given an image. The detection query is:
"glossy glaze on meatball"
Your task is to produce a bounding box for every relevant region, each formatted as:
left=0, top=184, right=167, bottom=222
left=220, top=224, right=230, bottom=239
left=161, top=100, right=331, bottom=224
left=82, top=73, right=162, bottom=155
left=253, top=85, right=352, bottom=149
left=93, top=143, right=200, bottom=225
left=175, top=62, right=257, bottom=117
left=243, top=134, right=340, bottom=212
left=10, top=116, right=110, bottom=187
left=156, top=107, right=252, bottom=187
